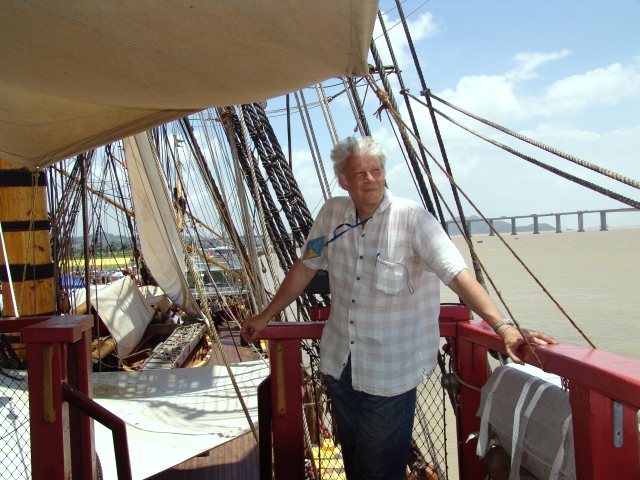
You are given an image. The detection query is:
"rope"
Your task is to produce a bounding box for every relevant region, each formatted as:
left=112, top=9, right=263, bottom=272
left=294, top=90, right=331, bottom=201
left=236, top=106, right=271, bottom=309
left=376, top=9, right=446, bottom=225
left=238, top=102, right=330, bottom=309
left=427, top=91, right=640, bottom=190
left=369, top=39, right=436, bottom=215
left=342, top=76, right=372, bottom=137
left=429, top=102, right=640, bottom=210
left=315, top=83, right=339, bottom=146
left=231, top=107, right=299, bottom=267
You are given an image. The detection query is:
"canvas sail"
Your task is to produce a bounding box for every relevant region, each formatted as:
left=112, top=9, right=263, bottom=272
left=0, top=0, right=378, bottom=168
left=73, top=276, right=155, bottom=359
left=124, top=133, right=200, bottom=316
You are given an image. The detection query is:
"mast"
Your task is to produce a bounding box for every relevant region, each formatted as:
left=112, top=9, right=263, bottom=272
left=0, top=159, right=55, bottom=317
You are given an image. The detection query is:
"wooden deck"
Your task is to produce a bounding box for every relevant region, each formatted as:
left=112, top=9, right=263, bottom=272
left=146, top=432, right=260, bottom=480
left=146, top=321, right=265, bottom=480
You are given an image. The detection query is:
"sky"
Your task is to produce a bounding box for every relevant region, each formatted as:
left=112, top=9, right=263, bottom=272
left=269, top=0, right=640, bottom=229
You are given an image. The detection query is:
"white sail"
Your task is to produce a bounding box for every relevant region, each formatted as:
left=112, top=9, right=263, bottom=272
left=73, top=276, right=155, bottom=359
left=0, top=0, right=378, bottom=168
left=124, top=133, right=200, bottom=316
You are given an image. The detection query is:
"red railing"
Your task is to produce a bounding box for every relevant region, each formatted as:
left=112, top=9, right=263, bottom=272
left=0, top=315, right=132, bottom=479
left=259, top=304, right=640, bottom=480
left=5, top=307, right=640, bottom=479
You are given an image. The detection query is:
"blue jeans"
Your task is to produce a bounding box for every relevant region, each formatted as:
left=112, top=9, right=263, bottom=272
left=323, top=358, right=417, bottom=480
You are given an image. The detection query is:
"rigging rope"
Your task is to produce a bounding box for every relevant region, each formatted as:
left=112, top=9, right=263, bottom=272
left=427, top=91, right=640, bottom=191
left=315, top=83, right=340, bottom=146
left=428, top=102, right=640, bottom=210
left=232, top=102, right=330, bottom=312
left=294, top=90, right=331, bottom=201
left=235, top=106, right=270, bottom=310
left=376, top=10, right=446, bottom=225
left=369, top=39, right=436, bottom=216
left=342, top=76, right=372, bottom=137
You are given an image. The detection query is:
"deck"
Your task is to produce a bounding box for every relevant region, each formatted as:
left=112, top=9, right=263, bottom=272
left=147, top=321, right=263, bottom=480
left=146, top=432, right=259, bottom=480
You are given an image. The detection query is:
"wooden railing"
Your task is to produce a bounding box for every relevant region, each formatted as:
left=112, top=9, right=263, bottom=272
left=0, top=315, right=132, bottom=479
left=6, top=308, right=640, bottom=479
left=259, top=304, right=640, bottom=479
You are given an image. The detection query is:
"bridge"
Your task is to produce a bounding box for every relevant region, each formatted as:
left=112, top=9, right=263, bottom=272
left=445, top=207, right=639, bottom=236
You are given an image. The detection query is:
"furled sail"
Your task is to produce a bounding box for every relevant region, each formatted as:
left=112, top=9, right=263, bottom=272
left=0, top=0, right=378, bottom=168
left=124, top=133, right=200, bottom=316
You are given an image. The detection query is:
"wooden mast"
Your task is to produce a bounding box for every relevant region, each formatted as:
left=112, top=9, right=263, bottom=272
left=0, top=159, right=55, bottom=316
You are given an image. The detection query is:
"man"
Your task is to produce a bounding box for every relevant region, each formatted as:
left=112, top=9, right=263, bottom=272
left=241, top=136, right=557, bottom=479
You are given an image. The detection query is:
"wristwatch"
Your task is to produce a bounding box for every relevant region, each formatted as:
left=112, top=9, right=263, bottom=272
left=492, top=317, right=515, bottom=333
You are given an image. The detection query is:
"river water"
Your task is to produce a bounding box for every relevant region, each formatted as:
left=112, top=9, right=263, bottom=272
left=441, top=227, right=639, bottom=359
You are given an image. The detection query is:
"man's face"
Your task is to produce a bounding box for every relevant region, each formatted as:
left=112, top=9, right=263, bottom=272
left=339, top=154, right=385, bottom=215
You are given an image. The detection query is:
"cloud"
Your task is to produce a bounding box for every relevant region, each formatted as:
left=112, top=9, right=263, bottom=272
left=507, top=50, right=571, bottom=82
left=438, top=74, right=522, bottom=122
left=543, top=61, right=640, bottom=113
left=434, top=52, right=640, bottom=127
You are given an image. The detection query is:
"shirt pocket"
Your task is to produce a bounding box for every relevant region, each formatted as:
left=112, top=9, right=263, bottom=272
left=374, top=253, right=407, bottom=295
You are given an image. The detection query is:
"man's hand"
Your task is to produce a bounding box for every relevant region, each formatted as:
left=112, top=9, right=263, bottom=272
left=499, top=326, right=558, bottom=364
left=241, top=314, right=270, bottom=344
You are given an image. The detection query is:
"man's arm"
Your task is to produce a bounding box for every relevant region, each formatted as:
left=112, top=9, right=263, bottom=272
left=448, top=268, right=557, bottom=363
left=241, top=259, right=318, bottom=343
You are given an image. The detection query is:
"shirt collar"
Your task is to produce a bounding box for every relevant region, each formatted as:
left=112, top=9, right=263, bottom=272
left=343, top=189, right=392, bottom=221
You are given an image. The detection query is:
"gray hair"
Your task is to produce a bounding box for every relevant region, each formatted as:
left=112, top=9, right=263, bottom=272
left=330, top=136, right=387, bottom=177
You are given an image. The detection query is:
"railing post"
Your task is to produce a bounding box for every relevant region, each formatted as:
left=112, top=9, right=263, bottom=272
left=555, top=214, right=562, bottom=233
left=258, top=377, right=273, bottom=480
left=569, top=382, right=640, bottom=478
left=67, top=321, right=96, bottom=479
left=454, top=336, right=490, bottom=480
left=21, top=315, right=94, bottom=480
left=510, top=217, right=517, bottom=235
left=260, top=322, right=325, bottom=480
left=269, top=338, right=305, bottom=479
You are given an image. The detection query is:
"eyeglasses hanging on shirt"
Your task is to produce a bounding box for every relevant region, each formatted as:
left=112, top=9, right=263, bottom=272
left=325, top=214, right=371, bottom=246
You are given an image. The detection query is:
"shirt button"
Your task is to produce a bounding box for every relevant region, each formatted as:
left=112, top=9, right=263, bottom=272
left=356, top=276, right=360, bottom=280
left=359, top=255, right=363, bottom=259
left=350, top=341, right=354, bottom=344
left=361, top=233, right=365, bottom=237
left=349, top=321, right=354, bottom=324
left=351, top=299, right=355, bottom=303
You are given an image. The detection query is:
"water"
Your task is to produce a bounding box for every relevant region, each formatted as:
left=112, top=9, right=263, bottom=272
left=441, top=227, right=639, bottom=360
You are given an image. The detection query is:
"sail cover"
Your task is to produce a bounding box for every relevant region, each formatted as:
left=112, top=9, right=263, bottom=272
left=124, top=133, right=201, bottom=316
left=73, top=276, right=155, bottom=359
left=0, top=0, right=378, bottom=168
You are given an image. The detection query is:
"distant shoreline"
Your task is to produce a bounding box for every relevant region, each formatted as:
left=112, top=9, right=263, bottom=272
left=449, top=224, right=640, bottom=236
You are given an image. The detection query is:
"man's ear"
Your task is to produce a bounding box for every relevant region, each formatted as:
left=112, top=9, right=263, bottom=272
left=338, top=175, right=349, bottom=190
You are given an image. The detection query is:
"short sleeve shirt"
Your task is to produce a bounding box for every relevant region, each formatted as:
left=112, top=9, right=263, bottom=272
left=301, top=190, right=467, bottom=396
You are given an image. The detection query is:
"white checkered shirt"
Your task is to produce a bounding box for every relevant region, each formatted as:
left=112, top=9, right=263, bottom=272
left=302, top=190, right=467, bottom=396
